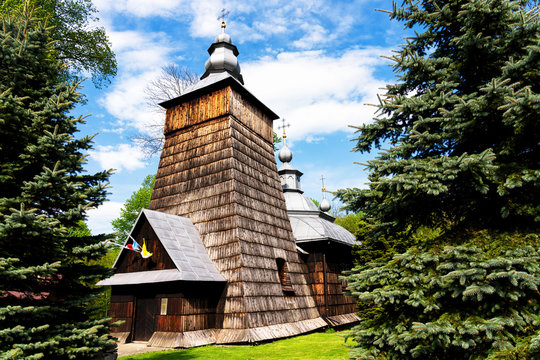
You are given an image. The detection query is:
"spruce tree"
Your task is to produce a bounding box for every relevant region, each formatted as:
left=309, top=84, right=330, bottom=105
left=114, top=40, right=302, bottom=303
left=336, top=0, right=540, bottom=358
left=337, top=0, right=540, bottom=238
left=346, top=234, right=540, bottom=360
left=0, top=5, right=115, bottom=359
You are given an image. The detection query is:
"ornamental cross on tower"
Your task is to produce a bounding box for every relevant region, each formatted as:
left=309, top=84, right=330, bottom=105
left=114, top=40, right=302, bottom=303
left=218, top=8, right=230, bottom=31
left=320, top=175, right=327, bottom=194
left=278, top=118, right=290, bottom=138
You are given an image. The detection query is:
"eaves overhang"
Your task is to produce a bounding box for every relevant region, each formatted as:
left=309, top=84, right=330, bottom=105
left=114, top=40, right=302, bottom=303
left=158, top=74, right=279, bottom=121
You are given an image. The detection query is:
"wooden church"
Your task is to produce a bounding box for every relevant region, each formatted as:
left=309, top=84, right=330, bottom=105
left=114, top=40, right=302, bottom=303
left=98, top=20, right=359, bottom=348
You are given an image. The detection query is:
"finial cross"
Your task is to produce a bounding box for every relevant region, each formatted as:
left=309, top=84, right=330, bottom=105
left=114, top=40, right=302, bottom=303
left=278, top=118, right=290, bottom=138
left=218, top=8, right=230, bottom=31
left=218, top=8, right=230, bottom=21
left=320, top=175, right=327, bottom=194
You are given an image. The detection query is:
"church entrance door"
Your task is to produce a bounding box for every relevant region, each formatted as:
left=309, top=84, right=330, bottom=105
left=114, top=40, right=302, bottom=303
left=133, top=296, right=156, bottom=341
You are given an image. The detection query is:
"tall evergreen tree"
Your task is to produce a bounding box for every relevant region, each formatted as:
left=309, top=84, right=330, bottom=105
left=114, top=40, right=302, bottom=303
left=336, top=1, right=540, bottom=358
left=346, top=234, right=540, bottom=359
left=0, top=5, right=115, bottom=359
left=337, top=0, right=539, bottom=238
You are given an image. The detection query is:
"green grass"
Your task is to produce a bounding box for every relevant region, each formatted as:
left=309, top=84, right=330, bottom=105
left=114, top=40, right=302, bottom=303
left=119, top=330, right=353, bottom=360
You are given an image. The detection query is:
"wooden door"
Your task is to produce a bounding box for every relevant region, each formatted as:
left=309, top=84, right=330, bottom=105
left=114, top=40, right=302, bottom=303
left=133, top=297, right=156, bottom=341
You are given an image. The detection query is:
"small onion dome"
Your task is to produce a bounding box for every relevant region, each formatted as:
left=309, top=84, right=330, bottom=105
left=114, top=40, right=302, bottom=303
left=215, top=32, right=232, bottom=44
left=203, top=41, right=241, bottom=76
left=200, top=21, right=244, bottom=84
left=319, top=197, right=331, bottom=212
left=278, top=143, right=293, bottom=163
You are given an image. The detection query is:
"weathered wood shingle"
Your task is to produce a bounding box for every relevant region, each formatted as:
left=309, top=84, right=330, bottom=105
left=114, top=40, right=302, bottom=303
left=149, top=75, right=326, bottom=343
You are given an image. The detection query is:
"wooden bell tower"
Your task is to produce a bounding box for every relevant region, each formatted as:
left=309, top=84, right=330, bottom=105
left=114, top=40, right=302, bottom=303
left=148, top=23, right=324, bottom=344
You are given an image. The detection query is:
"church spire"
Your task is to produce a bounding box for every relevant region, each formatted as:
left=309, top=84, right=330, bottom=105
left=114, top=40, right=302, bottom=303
left=277, top=120, right=303, bottom=193
left=200, top=9, right=244, bottom=84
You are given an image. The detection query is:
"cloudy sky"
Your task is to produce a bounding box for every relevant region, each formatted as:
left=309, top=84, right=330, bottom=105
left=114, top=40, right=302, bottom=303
left=77, top=0, right=406, bottom=234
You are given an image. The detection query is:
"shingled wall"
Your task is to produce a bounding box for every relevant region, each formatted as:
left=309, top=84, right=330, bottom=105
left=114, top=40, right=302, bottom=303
left=149, top=83, right=325, bottom=343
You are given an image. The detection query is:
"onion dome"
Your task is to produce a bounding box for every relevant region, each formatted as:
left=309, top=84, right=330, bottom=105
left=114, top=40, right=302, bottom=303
left=319, top=197, right=331, bottom=212
left=277, top=118, right=292, bottom=163
left=200, top=19, right=244, bottom=84
left=215, top=32, right=231, bottom=44
left=318, top=177, right=331, bottom=212
left=278, top=142, right=293, bottom=163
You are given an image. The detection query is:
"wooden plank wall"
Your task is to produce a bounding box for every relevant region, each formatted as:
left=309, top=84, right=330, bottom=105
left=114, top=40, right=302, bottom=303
left=149, top=85, right=323, bottom=341
left=155, top=296, right=217, bottom=332
left=149, top=112, right=241, bottom=294
left=305, top=252, right=357, bottom=317
left=164, top=87, right=230, bottom=134
left=110, top=295, right=134, bottom=333
left=110, top=283, right=224, bottom=340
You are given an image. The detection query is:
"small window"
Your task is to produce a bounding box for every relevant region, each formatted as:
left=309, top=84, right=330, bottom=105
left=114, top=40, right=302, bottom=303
left=276, top=258, right=295, bottom=294
left=160, top=298, right=168, bottom=315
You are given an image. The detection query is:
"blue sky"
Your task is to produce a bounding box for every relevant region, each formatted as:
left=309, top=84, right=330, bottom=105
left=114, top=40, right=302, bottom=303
left=78, top=0, right=405, bottom=234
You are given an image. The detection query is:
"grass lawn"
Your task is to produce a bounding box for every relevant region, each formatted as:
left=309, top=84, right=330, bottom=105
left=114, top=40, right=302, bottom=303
left=119, top=329, right=353, bottom=360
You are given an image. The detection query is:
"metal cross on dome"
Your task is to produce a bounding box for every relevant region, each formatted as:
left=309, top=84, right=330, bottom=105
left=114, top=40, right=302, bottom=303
left=320, top=175, right=327, bottom=193
left=218, top=8, right=230, bottom=31
left=278, top=118, right=290, bottom=138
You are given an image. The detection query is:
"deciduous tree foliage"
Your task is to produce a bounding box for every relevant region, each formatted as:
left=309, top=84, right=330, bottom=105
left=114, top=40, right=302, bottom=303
left=0, top=5, right=115, bottom=359
left=337, top=0, right=540, bottom=359
left=0, top=0, right=116, bottom=87
left=111, top=174, right=155, bottom=245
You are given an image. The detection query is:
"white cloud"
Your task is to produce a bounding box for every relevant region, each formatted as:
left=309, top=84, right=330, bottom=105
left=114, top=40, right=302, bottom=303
left=106, top=29, right=174, bottom=72
left=89, top=144, right=148, bottom=172
left=86, top=201, right=124, bottom=235
left=101, top=127, right=126, bottom=134
left=93, top=0, right=186, bottom=17
left=93, top=0, right=378, bottom=51
left=187, top=1, right=294, bottom=40
left=98, top=70, right=164, bottom=133
left=252, top=18, right=288, bottom=36
left=292, top=23, right=329, bottom=50
left=189, top=0, right=224, bottom=38
left=93, top=0, right=351, bottom=46
left=242, top=47, right=390, bottom=142
left=305, top=135, right=324, bottom=143
left=97, top=28, right=176, bottom=134
left=91, top=1, right=392, bottom=147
